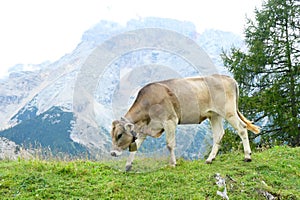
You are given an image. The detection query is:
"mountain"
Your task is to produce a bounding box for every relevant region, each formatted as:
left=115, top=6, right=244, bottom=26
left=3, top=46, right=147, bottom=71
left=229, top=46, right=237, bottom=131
left=0, top=106, right=88, bottom=158
left=0, top=136, right=31, bottom=160
left=0, top=17, right=245, bottom=159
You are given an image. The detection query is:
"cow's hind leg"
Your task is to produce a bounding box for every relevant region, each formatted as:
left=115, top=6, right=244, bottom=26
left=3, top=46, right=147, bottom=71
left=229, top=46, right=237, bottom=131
left=163, top=120, right=177, bottom=167
left=226, top=113, right=252, bottom=162
left=206, top=114, right=225, bottom=164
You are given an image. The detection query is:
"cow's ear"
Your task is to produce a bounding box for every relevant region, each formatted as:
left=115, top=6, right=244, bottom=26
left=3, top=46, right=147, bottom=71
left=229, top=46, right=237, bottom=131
left=112, top=120, right=119, bottom=127
left=121, top=117, right=130, bottom=122
left=125, top=123, right=134, bottom=132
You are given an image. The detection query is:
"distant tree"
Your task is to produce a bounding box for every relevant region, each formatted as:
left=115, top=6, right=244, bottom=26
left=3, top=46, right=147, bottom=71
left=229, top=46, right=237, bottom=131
left=222, top=0, right=300, bottom=147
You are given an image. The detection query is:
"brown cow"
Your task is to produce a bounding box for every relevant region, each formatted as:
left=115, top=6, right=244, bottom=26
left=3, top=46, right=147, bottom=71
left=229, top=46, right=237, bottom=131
left=110, top=74, right=260, bottom=171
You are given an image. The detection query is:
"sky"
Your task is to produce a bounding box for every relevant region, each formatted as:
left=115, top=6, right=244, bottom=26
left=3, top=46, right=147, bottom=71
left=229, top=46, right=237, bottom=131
left=0, top=0, right=263, bottom=78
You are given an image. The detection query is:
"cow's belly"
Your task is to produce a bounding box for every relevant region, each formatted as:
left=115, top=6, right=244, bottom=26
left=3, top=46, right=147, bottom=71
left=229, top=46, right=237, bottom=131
left=179, top=100, right=201, bottom=124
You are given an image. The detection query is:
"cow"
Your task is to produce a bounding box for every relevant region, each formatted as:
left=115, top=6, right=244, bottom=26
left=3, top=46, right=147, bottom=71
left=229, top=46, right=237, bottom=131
left=110, top=74, right=260, bottom=171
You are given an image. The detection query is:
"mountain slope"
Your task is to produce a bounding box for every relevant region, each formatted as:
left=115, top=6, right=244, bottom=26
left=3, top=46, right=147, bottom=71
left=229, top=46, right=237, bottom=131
left=0, top=17, right=245, bottom=158
left=0, top=107, right=88, bottom=157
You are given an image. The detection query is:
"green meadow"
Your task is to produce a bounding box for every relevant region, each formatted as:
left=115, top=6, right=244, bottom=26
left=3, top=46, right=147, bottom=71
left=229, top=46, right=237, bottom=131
left=0, top=146, right=299, bottom=199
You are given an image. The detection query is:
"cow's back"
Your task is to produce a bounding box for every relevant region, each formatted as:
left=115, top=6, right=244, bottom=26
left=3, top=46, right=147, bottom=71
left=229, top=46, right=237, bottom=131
left=159, top=74, right=237, bottom=124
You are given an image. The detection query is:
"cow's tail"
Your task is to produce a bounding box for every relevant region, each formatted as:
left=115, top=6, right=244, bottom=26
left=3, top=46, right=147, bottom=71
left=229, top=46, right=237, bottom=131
left=234, top=79, right=260, bottom=134
left=237, top=110, right=260, bottom=134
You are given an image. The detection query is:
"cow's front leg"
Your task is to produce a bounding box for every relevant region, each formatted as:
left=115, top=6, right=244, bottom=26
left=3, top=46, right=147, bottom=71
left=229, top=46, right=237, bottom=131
left=125, top=151, right=136, bottom=172
left=125, top=134, right=146, bottom=172
left=164, top=119, right=177, bottom=167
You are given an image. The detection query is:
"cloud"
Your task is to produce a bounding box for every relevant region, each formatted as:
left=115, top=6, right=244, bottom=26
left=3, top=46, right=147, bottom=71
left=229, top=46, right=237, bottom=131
left=0, top=0, right=262, bottom=78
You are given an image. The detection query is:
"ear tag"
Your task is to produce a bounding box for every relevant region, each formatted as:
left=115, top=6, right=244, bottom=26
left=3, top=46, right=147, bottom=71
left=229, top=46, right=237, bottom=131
left=129, top=142, right=137, bottom=152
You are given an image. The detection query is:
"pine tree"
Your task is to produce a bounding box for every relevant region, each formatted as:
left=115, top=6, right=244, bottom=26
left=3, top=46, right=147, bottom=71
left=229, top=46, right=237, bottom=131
left=222, top=0, right=300, bottom=146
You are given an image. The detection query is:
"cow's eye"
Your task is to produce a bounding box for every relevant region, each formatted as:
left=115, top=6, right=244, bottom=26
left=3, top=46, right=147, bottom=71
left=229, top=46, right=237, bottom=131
left=117, top=134, right=122, bottom=140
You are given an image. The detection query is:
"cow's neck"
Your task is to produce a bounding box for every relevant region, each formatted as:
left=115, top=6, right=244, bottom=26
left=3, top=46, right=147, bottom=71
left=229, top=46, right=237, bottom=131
left=125, top=103, right=145, bottom=122
left=124, top=112, right=148, bottom=133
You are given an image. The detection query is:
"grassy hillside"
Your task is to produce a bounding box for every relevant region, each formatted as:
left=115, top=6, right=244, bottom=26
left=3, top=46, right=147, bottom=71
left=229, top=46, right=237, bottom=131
left=0, top=146, right=299, bottom=199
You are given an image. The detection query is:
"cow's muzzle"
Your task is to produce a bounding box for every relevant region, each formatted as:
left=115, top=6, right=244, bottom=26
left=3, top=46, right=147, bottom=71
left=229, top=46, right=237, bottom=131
left=110, top=149, right=123, bottom=157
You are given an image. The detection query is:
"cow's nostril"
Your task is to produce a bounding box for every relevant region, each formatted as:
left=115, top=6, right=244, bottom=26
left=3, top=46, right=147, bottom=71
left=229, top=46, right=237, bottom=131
left=111, top=152, right=117, bottom=157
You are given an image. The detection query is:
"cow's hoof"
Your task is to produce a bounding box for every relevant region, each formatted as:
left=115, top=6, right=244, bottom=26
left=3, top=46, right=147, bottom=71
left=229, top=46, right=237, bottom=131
left=205, top=160, right=212, bottom=164
left=125, top=165, right=132, bottom=172
left=205, top=158, right=215, bottom=164
left=244, top=158, right=252, bottom=162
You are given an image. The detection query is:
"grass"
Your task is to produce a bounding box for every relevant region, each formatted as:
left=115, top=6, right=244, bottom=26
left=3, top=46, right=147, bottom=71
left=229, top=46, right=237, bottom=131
left=0, top=146, right=299, bottom=199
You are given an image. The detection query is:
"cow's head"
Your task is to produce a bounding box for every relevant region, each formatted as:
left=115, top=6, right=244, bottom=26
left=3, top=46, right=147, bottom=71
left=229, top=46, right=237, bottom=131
left=110, top=118, right=137, bottom=157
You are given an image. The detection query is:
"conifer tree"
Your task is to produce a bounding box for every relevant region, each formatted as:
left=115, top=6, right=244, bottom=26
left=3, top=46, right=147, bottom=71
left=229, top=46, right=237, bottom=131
left=222, top=0, right=299, bottom=146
